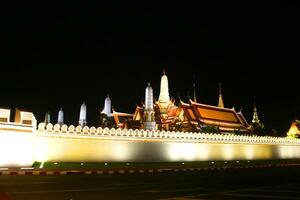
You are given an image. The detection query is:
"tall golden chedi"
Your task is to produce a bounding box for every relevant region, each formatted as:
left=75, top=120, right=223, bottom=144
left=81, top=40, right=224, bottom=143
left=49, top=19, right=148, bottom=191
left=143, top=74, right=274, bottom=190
left=155, top=69, right=178, bottom=130
left=157, top=69, right=172, bottom=116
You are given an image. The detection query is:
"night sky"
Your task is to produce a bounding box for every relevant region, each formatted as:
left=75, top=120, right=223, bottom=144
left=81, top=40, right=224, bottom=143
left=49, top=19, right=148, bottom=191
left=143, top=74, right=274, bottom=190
left=1, top=2, right=299, bottom=134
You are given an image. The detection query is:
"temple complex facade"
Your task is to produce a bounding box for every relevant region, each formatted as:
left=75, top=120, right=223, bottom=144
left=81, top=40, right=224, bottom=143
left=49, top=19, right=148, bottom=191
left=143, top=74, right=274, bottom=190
left=109, top=70, right=251, bottom=133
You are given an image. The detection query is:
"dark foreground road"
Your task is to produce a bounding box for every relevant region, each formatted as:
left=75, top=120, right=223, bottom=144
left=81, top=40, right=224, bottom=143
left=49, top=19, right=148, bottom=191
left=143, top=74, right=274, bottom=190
left=1, top=167, right=300, bottom=200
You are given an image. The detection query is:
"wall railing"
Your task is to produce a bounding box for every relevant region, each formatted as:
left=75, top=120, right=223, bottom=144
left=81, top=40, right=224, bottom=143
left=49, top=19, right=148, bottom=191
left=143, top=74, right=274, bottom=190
left=36, top=123, right=299, bottom=145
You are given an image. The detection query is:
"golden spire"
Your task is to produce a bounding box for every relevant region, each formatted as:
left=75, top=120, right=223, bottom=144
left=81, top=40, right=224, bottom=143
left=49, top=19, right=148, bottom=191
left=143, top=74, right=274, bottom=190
left=158, top=68, right=170, bottom=103
left=218, top=83, right=224, bottom=108
left=252, top=96, right=260, bottom=124
left=193, top=76, right=197, bottom=103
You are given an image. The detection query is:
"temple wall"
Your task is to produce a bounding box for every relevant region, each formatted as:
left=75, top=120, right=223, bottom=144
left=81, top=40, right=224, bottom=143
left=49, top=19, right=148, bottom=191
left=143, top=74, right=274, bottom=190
left=1, top=122, right=300, bottom=167
left=0, top=123, right=35, bottom=167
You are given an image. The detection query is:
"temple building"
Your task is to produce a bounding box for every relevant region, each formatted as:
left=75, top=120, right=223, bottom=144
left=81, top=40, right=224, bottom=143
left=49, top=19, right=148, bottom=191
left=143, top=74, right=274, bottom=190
left=110, top=69, right=251, bottom=133
left=0, top=108, right=10, bottom=122
left=102, top=95, right=112, bottom=117
left=79, top=102, right=87, bottom=127
left=252, top=101, right=260, bottom=124
left=99, top=95, right=133, bottom=128
left=177, top=99, right=250, bottom=133
left=0, top=107, right=36, bottom=126
left=287, top=120, right=300, bottom=138
left=44, top=112, right=51, bottom=124
left=143, top=83, right=156, bottom=130
left=249, top=97, right=264, bottom=132
left=57, top=107, right=64, bottom=126
left=157, top=69, right=172, bottom=116
left=153, top=69, right=178, bottom=130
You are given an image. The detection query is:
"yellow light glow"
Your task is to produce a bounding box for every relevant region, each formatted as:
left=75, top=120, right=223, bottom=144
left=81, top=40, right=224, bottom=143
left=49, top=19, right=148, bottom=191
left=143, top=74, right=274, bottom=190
left=244, top=145, right=255, bottom=160
left=222, top=144, right=234, bottom=160
left=168, top=143, right=197, bottom=161
left=0, top=131, right=34, bottom=167
left=3, top=122, right=300, bottom=167
left=35, top=137, right=49, bottom=162
left=111, top=142, right=131, bottom=161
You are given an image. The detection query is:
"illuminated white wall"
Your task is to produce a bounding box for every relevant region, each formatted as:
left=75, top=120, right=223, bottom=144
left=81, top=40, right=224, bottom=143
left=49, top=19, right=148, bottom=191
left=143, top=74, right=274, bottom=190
left=2, top=122, right=300, bottom=167
left=32, top=134, right=300, bottom=163
left=0, top=128, right=35, bottom=167
left=32, top=123, right=300, bottom=163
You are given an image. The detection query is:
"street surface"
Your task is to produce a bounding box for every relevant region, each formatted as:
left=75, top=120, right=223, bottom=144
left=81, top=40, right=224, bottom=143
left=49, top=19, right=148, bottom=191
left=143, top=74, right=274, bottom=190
left=1, top=167, right=300, bottom=199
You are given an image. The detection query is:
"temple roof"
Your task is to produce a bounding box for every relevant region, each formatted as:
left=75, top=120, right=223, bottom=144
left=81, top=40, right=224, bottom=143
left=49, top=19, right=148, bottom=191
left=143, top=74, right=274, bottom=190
left=112, top=111, right=134, bottom=117
left=180, top=99, right=250, bottom=133
left=111, top=110, right=134, bottom=128
left=237, top=111, right=250, bottom=127
left=133, top=106, right=143, bottom=121
left=287, top=120, right=300, bottom=137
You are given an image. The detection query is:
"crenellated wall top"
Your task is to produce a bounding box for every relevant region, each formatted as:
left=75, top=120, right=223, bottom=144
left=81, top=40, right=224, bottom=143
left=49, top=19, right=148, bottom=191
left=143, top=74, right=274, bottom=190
left=36, top=123, right=300, bottom=145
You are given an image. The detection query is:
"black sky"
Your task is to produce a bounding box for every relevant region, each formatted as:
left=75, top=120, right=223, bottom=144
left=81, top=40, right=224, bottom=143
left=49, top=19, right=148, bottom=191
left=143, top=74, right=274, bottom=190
left=0, top=2, right=299, bottom=134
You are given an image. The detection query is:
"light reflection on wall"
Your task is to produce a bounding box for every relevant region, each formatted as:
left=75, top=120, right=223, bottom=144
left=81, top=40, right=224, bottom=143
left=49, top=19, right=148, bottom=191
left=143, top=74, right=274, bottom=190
left=35, top=137, right=49, bottom=162
left=4, top=127, right=300, bottom=167
left=244, top=145, right=255, bottom=160
left=168, top=143, right=197, bottom=161
left=222, top=144, right=234, bottom=160
left=196, top=144, right=210, bottom=160
left=111, top=142, right=131, bottom=161
left=277, top=145, right=300, bottom=158
left=0, top=131, right=34, bottom=167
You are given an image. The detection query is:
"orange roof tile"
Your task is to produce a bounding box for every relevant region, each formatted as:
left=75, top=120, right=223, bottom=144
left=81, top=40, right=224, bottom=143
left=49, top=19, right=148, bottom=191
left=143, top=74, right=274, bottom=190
left=179, top=100, right=250, bottom=133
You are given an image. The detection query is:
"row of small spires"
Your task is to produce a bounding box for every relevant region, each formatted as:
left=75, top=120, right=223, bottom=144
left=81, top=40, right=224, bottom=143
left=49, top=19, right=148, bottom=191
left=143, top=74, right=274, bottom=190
left=43, top=96, right=261, bottom=127
left=43, top=104, right=87, bottom=126
left=43, top=70, right=261, bottom=126
left=44, top=96, right=113, bottom=126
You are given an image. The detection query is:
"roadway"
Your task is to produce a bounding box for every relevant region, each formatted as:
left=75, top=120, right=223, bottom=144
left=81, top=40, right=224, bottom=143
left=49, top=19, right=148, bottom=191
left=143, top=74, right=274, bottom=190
left=1, top=167, right=300, bottom=199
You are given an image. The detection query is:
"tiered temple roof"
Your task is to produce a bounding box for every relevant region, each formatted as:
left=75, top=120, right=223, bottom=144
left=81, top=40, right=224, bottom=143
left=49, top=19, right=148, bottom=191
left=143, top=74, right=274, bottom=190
left=180, top=100, right=250, bottom=133
left=109, top=70, right=251, bottom=133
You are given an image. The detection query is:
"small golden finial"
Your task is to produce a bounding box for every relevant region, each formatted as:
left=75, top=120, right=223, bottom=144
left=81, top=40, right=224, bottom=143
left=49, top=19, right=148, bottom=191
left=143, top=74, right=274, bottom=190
left=193, top=76, right=197, bottom=103
left=218, top=83, right=224, bottom=108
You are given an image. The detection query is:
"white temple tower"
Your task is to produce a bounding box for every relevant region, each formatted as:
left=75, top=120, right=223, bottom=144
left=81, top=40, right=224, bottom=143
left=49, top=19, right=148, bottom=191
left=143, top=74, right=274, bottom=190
left=252, top=97, right=260, bottom=124
left=158, top=69, right=170, bottom=103
left=143, top=83, right=156, bottom=130
left=57, top=107, right=64, bottom=125
left=44, top=112, right=51, bottom=124
left=79, top=102, right=87, bottom=127
left=102, top=95, right=112, bottom=117
left=157, top=69, right=172, bottom=115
